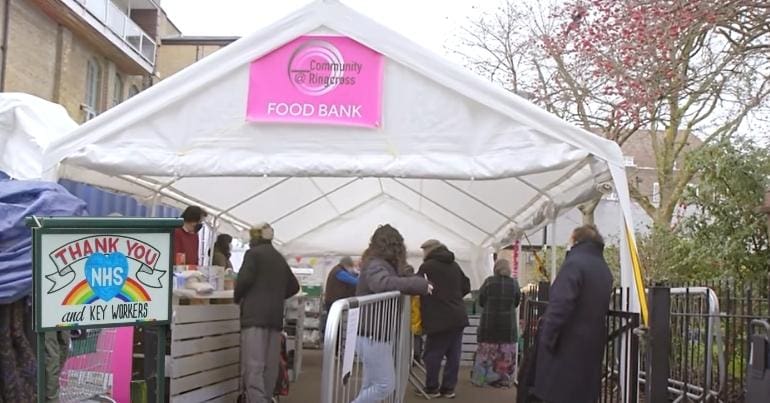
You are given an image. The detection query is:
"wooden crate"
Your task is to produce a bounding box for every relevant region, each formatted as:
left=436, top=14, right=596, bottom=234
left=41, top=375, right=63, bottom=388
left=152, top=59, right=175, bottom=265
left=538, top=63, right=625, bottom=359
left=169, top=304, right=241, bottom=403
left=461, top=315, right=480, bottom=366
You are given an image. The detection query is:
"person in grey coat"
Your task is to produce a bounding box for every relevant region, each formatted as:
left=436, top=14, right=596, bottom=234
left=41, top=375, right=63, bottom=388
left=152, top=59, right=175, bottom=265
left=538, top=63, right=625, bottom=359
left=235, top=223, right=300, bottom=403
left=534, top=225, right=613, bottom=403
left=353, top=224, right=432, bottom=403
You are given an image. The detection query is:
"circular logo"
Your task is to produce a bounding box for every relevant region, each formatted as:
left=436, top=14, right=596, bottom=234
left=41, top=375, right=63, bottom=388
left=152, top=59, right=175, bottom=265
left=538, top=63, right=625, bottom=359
left=288, top=40, right=345, bottom=96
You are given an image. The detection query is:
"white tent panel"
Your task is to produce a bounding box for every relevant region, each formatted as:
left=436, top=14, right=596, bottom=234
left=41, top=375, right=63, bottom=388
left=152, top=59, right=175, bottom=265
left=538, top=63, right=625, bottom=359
left=42, top=0, right=647, bottom=317
left=280, top=195, right=493, bottom=289
left=0, top=93, right=78, bottom=180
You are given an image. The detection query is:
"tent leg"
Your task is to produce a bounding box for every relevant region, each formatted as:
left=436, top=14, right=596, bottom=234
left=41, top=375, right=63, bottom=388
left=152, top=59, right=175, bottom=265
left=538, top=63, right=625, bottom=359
left=550, top=220, right=558, bottom=282
left=149, top=194, right=159, bottom=218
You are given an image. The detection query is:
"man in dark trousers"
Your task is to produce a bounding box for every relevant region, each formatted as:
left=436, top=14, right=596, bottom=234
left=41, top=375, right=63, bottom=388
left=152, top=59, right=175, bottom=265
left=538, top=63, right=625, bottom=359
left=534, top=225, right=614, bottom=403
left=418, top=239, right=471, bottom=399
left=235, top=223, right=300, bottom=403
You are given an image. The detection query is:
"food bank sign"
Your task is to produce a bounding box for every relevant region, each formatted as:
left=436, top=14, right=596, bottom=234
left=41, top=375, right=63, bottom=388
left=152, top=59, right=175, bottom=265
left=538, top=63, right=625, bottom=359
left=246, top=36, right=384, bottom=127
left=35, top=229, right=173, bottom=330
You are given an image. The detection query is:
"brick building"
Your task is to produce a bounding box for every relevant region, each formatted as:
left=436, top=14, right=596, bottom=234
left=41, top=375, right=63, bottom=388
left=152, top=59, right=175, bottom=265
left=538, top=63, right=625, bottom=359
left=0, top=0, right=183, bottom=123
left=0, top=0, right=237, bottom=123
left=156, top=36, right=238, bottom=80
left=618, top=131, right=703, bottom=207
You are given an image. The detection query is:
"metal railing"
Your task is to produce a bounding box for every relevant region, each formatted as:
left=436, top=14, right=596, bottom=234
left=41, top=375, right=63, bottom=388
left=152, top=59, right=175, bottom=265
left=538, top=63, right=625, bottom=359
left=321, top=291, right=411, bottom=403
left=639, top=287, right=727, bottom=402
left=520, top=288, right=641, bottom=403
left=75, top=0, right=157, bottom=63
left=646, top=280, right=770, bottom=402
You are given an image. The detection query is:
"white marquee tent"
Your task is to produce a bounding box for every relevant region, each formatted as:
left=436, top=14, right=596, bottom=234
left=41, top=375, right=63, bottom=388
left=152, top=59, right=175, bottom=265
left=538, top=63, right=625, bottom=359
left=0, top=93, right=78, bottom=180
left=42, top=0, right=646, bottom=315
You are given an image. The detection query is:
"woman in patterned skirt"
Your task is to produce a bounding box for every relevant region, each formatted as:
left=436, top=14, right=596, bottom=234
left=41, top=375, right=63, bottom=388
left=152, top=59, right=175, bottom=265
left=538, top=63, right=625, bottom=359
left=472, top=259, right=521, bottom=388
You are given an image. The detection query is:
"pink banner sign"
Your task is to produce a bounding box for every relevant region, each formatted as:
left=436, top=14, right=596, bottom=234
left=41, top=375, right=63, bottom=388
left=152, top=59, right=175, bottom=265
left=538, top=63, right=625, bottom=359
left=247, top=35, right=384, bottom=127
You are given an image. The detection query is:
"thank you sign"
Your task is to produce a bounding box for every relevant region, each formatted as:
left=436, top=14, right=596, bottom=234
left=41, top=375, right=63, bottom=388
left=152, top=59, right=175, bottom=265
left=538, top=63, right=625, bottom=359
left=37, top=231, right=172, bottom=330
left=247, top=35, right=384, bottom=127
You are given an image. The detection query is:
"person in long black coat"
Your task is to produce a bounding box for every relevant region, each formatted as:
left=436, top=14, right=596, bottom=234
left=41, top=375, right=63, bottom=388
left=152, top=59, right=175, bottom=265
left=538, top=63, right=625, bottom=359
left=534, top=225, right=613, bottom=403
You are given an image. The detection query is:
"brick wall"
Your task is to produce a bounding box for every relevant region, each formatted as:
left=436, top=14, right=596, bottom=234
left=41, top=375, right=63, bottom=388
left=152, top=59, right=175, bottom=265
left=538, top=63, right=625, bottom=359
left=157, top=43, right=227, bottom=80
left=2, top=0, right=148, bottom=123
left=4, top=0, right=58, bottom=100
left=620, top=131, right=703, bottom=200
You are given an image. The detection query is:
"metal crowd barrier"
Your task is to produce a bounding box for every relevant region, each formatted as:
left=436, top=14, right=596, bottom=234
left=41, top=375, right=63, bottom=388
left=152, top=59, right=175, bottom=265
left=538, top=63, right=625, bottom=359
left=321, top=291, right=411, bottom=403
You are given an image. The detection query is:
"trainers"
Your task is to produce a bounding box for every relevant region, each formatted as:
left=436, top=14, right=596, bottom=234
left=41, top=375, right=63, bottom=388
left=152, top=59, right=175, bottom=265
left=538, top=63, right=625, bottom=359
left=417, top=390, right=442, bottom=399
left=442, top=391, right=456, bottom=399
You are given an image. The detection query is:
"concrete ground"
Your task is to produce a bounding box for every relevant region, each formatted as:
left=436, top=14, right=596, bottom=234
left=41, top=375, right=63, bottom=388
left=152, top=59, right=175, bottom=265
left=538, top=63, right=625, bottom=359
left=282, top=349, right=516, bottom=403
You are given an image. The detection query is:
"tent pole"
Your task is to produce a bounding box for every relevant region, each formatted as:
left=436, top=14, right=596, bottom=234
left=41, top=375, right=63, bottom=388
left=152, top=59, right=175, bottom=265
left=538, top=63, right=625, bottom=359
left=119, top=175, right=253, bottom=231
left=481, top=193, right=547, bottom=246
left=550, top=220, right=558, bottom=282
left=441, top=180, right=514, bottom=221
left=309, top=178, right=341, bottom=214
left=149, top=194, right=159, bottom=218
left=271, top=177, right=360, bottom=225
left=280, top=192, right=479, bottom=249
left=280, top=192, right=384, bottom=245
left=388, top=196, right=481, bottom=246
left=391, top=178, right=493, bottom=238
left=147, top=176, right=181, bottom=218
left=215, top=177, right=292, bottom=220
left=207, top=217, right=219, bottom=267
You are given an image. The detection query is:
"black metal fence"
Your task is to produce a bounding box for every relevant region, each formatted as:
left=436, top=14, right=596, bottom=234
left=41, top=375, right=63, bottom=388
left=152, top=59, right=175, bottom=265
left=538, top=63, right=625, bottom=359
left=519, top=279, right=770, bottom=402
left=519, top=284, right=641, bottom=403
left=649, top=279, right=770, bottom=402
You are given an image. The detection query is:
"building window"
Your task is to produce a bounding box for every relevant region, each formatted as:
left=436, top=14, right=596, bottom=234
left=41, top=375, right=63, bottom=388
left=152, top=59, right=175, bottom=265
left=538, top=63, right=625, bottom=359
left=84, top=59, right=102, bottom=120
left=112, top=74, right=124, bottom=107
left=623, top=155, right=636, bottom=167
left=128, top=85, right=140, bottom=98
left=652, top=182, right=661, bottom=207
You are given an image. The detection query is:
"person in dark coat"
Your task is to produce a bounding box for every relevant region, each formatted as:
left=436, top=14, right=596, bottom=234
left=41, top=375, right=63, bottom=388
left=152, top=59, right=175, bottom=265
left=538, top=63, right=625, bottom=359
left=353, top=225, right=431, bottom=403
left=211, top=233, right=233, bottom=269
left=472, top=258, right=521, bottom=387
left=417, top=239, right=471, bottom=399
left=321, top=256, right=358, bottom=343
left=324, top=256, right=359, bottom=310
left=235, top=223, right=300, bottom=403
left=534, top=225, right=613, bottom=403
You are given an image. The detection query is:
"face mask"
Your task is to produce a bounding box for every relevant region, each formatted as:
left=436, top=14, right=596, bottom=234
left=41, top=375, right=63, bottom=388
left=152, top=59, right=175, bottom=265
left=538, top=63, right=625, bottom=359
left=195, top=223, right=203, bottom=233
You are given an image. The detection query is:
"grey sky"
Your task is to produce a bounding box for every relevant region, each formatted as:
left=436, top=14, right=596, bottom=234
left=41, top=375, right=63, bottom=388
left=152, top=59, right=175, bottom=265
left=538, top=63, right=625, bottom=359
left=160, top=0, right=502, bottom=62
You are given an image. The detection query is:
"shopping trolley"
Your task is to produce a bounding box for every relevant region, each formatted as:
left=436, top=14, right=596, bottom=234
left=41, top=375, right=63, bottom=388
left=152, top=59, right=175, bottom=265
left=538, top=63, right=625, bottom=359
left=58, top=328, right=118, bottom=403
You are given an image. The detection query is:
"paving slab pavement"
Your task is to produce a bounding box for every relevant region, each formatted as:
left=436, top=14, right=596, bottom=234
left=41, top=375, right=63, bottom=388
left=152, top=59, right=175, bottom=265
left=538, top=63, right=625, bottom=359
left=282, top=349, right=516, bottom=403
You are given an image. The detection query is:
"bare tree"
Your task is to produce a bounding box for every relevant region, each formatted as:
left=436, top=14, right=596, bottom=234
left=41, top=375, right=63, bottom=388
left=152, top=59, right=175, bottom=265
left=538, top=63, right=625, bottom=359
left=456, top=0, right=770, bottom=227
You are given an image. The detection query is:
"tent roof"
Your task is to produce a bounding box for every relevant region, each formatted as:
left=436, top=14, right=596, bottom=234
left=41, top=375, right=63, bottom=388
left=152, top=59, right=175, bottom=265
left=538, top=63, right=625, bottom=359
left=43, top=0, right=625, bottom=253
left=0, top=93, right=78, bottom=180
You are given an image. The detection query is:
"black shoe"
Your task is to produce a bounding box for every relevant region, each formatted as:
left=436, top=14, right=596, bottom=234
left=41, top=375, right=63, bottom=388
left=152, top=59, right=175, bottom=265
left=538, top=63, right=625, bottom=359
left=442, top=391, right=456, bottom=399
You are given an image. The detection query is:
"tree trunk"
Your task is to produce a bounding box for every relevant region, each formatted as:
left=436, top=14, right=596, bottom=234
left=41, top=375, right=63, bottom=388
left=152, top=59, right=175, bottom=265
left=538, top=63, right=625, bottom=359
left=578, top=197, right=601, bottom=225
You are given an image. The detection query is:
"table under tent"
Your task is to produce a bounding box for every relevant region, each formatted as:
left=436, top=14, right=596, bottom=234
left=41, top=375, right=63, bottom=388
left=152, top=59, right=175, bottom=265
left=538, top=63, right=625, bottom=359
left=42, top=0, right=648, bottom=401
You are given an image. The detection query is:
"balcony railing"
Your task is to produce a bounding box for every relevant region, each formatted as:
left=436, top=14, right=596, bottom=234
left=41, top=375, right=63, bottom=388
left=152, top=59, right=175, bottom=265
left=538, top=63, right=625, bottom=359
left=75, top=0, right=156, bottom=64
